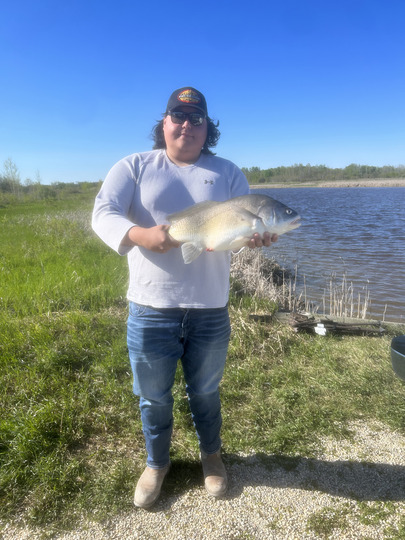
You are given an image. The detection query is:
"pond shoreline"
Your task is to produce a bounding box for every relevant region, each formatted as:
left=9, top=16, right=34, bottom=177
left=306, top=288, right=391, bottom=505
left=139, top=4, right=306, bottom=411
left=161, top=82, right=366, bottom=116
left=251, top=177, right=405, bottom=189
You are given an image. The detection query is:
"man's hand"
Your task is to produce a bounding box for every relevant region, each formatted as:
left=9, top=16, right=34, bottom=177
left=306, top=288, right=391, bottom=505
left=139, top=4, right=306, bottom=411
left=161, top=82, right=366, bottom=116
left=247, top=231, right=278, bottom=249
left=122, top=225, right=181, bottom=253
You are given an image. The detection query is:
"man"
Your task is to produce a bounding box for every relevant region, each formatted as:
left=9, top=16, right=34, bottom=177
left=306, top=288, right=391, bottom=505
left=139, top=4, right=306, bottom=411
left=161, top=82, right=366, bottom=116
left=92, top=87, right=277, bottom=508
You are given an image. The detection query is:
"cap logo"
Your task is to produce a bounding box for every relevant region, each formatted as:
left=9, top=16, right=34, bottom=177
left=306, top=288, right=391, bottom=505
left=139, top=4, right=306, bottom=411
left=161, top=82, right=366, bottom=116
left=177, top=89, right=201, bottom=105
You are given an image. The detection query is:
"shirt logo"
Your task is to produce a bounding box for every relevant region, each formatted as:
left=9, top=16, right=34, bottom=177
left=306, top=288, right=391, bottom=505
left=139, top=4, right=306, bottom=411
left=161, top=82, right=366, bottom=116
left=204, top=180, right=214, bottom=185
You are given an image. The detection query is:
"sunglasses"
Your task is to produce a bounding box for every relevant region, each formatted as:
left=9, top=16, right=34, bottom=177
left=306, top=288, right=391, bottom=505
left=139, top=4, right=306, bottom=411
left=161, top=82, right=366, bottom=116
left=168, top=111, right=205, bottom=126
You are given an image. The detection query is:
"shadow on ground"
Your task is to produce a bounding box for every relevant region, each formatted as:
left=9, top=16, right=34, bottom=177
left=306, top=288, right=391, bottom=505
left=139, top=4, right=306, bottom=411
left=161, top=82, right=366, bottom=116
left=154, top=452, right=405, bottom=510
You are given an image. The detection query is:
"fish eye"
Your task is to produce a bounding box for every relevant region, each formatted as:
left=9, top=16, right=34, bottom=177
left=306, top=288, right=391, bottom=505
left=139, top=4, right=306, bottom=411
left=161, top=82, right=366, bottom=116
left=286, top=209, right=293, bottom=215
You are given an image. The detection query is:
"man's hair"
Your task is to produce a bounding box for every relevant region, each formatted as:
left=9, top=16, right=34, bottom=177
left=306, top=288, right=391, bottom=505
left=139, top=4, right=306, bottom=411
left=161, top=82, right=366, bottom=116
left=151, top=116, right=221, bottom=155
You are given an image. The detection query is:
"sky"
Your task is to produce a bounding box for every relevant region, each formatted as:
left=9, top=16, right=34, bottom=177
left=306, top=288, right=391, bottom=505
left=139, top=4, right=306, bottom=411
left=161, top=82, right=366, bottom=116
left=1, top=0, right=404, bottom=185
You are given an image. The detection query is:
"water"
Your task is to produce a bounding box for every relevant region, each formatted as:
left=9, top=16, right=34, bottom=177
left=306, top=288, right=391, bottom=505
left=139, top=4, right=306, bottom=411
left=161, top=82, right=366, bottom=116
left=257, top=187, right=405, bottom=323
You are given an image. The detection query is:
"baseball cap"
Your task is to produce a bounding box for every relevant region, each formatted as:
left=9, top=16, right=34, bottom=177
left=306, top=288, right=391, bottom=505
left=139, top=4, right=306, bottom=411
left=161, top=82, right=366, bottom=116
left=166, top=87, right=208, bottom=116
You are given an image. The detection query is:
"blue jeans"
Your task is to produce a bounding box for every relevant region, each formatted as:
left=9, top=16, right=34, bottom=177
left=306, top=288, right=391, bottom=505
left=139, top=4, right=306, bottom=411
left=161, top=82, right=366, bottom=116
left=127, top=302, right=231, bottom=469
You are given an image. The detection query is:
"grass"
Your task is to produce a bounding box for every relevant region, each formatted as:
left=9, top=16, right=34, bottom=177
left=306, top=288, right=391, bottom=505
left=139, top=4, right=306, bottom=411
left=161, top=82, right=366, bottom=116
left=1, top=195, right=405, bottom=536
left=306, top=504, right=351, bottom=538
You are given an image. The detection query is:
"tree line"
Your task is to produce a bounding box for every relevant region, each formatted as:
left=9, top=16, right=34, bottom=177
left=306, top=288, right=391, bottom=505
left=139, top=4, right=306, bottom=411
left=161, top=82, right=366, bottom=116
left=0, top=159, right=101, bottom=204
left=1, top=159, right=404, bottom=205
left=241, top=163, right=405, bottom=185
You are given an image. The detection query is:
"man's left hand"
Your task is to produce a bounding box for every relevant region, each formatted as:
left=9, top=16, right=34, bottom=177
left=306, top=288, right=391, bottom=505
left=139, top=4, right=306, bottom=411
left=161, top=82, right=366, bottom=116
left=247, top=232, right=278, bottom=249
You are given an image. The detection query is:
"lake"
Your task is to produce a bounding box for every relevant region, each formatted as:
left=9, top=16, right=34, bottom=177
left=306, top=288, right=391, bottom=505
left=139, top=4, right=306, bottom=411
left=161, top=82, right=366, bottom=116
left=257, top=187, right=405, bottom=323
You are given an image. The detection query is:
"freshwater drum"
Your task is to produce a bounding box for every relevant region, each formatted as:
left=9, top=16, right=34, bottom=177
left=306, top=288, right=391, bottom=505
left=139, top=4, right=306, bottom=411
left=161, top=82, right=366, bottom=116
left=168, top=194, right=301, bottom=264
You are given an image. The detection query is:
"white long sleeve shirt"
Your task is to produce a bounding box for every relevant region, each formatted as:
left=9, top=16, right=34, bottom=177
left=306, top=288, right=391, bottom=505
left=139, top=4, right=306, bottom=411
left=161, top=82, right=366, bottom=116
left=92, top=149, right=249, bottom=308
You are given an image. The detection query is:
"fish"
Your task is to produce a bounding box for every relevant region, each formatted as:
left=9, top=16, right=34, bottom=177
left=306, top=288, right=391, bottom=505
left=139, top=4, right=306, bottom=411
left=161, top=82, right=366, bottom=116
left=167, top=194, right=301, bottom=264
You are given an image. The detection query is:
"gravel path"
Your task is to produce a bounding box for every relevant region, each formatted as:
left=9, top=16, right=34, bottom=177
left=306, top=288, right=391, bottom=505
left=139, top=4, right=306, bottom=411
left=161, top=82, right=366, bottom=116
left=2, top=420, right=405, bottom=539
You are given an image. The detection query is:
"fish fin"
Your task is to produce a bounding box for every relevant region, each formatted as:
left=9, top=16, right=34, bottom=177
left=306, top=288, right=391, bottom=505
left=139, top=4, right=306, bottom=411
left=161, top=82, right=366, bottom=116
left=167, top=201, right=221, bottom=223
left=181, top=243, right=204, bottom=264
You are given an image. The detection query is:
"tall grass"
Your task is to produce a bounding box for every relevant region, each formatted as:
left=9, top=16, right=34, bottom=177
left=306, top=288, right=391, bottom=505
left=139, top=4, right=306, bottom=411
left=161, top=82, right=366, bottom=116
left=319, top=272, right=371, bottom=319
left=230, top=250, right=372, bottom=319
left=1, top=197, right=404, bottom=534
left=0, top=203, right=128, bottom=316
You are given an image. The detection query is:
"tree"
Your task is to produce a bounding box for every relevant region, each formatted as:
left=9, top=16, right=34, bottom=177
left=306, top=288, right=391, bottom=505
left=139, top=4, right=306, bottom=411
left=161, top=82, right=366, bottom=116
left=1, top=158, right=21, bottom=195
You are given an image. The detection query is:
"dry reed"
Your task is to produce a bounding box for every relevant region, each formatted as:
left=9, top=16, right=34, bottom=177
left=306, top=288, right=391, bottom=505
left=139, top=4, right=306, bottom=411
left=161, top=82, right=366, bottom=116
left=230, top=250, right=371, bottom=319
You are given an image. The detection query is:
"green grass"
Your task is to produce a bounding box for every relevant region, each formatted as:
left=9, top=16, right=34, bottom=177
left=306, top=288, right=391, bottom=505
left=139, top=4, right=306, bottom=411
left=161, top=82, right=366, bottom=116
left=225, top=303, right=405, bottom=454
left=1, top=196, right=405, bottom=535
left=0, top=199, right=128, bottom=316
left=306, top=504, right=351, bottom=538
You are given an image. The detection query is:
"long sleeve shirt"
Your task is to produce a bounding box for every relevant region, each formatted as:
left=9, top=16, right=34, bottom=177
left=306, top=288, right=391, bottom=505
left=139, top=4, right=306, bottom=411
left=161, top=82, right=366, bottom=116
left=92, top=149, right=249, bottom=308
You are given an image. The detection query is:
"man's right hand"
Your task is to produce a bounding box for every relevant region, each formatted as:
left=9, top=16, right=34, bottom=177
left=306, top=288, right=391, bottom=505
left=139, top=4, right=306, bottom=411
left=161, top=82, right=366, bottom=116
left=122, top=225, right=181, bottom=253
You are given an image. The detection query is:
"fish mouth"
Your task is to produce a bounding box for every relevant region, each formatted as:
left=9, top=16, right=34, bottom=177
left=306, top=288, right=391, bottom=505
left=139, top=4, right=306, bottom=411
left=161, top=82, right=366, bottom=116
left=289, top=217, right=301, bottom=229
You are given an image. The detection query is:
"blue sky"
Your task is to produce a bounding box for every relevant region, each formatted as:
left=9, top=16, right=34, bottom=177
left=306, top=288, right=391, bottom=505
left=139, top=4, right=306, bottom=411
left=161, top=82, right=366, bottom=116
left=1, top=0, right=404, bottom=184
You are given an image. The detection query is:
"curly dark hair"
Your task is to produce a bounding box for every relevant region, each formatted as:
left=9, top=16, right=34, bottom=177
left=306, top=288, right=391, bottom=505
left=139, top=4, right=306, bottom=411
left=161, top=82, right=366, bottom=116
left=151, top=116, right=221, bottom=155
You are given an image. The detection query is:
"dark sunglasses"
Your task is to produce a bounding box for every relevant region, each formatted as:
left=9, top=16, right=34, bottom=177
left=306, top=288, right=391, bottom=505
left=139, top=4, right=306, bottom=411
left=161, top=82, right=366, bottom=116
left=168, top=111, right=205, bottom=126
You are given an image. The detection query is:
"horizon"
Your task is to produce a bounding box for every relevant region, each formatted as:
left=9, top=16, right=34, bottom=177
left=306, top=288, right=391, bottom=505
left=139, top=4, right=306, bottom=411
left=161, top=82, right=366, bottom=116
left=3, top=161, right=405, bottom=188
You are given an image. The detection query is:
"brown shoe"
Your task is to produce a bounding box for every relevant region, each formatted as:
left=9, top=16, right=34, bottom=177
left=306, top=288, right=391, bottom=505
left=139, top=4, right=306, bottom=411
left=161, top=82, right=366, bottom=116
left=201, top=450, right=228, bottom=497
left=134, top=464, right=170, bottom=508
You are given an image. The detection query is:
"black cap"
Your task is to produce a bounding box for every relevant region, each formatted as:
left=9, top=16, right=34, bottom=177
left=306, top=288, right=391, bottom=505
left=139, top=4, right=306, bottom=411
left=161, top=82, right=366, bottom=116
left=166, top=87, right=208, bottom=116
